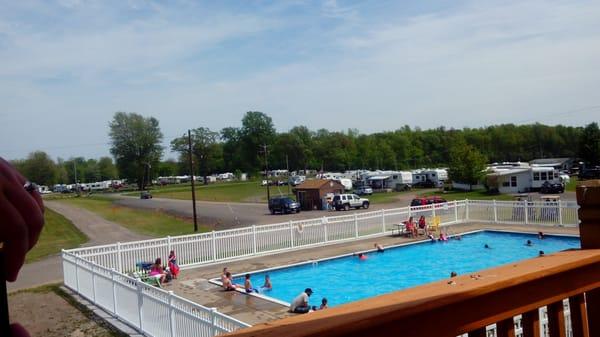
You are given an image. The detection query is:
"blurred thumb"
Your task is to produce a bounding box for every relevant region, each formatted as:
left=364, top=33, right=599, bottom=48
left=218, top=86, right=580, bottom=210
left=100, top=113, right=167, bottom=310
left=11, top=323, right=31, bottom=337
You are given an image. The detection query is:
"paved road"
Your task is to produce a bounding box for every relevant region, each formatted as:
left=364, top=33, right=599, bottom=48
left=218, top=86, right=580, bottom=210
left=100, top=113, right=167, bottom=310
left=8, top=201, right=151, bottom=292
left=113, top=191, right=425, bottom=230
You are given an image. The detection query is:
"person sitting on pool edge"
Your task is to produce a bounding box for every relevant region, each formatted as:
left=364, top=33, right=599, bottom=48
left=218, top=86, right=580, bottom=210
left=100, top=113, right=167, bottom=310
left=222, top=272, right=237, bottom=291
left=418, top=215, right=428, bottom=235
left=538, top=231, right=545, bottom=239
left=244, top=274, right=259, bottom=293
left=221, top=267, right=229, bottom=284
left=290, top=288, right=313, bottom=313
left=261, top=275, right=272, bottom=291
left=374, top=243, right=384, bottom=252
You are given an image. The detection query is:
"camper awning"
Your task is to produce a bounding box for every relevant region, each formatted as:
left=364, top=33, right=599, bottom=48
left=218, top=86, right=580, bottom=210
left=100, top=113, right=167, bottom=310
left=368, top=175, right=390, bottom=180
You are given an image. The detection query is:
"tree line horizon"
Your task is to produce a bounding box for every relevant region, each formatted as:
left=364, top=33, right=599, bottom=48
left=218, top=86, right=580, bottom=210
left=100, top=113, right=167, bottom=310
left=11, top=111, right=600, bottom=189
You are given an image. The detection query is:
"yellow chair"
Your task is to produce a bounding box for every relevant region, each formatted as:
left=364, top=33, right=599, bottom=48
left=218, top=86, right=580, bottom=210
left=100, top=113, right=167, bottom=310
left=428, top=216, right=441, bottom=233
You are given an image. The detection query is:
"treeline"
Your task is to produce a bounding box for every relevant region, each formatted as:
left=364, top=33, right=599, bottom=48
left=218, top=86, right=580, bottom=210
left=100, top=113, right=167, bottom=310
left=11, top=111, right=600, bottom=188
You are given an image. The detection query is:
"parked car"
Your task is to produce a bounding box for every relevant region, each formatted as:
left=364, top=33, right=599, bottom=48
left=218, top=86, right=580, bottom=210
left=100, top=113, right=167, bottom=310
left=140, top=191, right=153, bottom=199
left=412, top=180, right=435, bottom=188
left=540, top=181, right=564, bottom=194
left=333, top=194, right=370, bottom=211
left=268, top=197, right=301, bottom=214
left=355, top=186, right=373, bottom=195
left=410, top=196, right=447, bottom=206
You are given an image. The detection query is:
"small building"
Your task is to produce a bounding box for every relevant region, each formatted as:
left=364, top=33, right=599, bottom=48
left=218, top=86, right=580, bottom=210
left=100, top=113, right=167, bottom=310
left=293, top=179, right=345, bottom=211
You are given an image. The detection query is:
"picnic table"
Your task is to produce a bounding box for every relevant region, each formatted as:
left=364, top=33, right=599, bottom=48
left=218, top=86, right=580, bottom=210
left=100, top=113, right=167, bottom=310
left=392, top=223, right=407, bottom=236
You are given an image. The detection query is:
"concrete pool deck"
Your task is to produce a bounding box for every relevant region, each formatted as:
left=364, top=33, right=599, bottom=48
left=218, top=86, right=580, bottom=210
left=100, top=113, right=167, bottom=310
left=166, top=222, right=579, bottom=325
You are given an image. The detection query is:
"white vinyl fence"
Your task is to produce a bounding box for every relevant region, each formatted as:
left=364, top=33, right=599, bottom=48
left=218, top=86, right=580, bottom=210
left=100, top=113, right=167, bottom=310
left=62, top=199, right=578, bottom=337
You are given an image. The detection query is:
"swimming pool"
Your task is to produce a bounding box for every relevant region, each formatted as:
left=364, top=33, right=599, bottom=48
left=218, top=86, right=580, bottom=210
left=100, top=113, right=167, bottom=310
left=229, top=231, right=580, bottom=307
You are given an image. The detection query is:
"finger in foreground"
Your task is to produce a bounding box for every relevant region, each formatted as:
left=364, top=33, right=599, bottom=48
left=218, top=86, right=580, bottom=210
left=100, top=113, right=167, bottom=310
left=11, top=323, right=32, bottom=337
left=0, top=170, right=44, bottom=250
left=0, top=194, right=29, bottom=282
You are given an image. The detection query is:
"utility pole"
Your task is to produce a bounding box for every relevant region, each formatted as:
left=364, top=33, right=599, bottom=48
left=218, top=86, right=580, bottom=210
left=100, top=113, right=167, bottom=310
left=188, top=130, right=198, bottom=232
left=73, top=161, right=80, bottom=195
left=286, top=154, right=290, bottom=196
left=261, top=144, right=271, bottom=201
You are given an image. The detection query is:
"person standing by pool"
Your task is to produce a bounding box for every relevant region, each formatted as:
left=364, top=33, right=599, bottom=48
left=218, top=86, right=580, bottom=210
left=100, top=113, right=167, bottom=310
left=290, top=288, right=313, bottom=313
left=168, top=250, right=180, bottom=279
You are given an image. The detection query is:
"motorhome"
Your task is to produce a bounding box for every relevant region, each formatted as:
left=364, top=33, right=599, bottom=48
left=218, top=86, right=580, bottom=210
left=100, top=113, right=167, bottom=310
left=362, top=170, right=413, bottom=191
left=412, top=169, right=448, bottom=187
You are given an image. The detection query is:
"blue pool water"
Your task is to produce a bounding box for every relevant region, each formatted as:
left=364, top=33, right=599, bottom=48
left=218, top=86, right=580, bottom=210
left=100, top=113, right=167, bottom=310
left=232, top=231, right=579, bottom=307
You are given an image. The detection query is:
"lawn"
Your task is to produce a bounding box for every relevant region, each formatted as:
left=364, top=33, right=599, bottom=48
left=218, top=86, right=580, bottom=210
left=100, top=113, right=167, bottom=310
left=365, top=191, right=413, bottom=204
left=125, top=180, right=285, bottom=203
left=26, top=208, right=88, bottom=263
left=59, top=197, right=209, bottom=237
left=565, top=176, right=578, bottom=192
left=417, top=189, right=514, bottom=201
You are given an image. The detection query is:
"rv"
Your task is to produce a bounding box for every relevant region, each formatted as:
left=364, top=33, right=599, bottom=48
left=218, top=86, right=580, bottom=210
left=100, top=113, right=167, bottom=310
left=412, top=169, right=448, bottom=188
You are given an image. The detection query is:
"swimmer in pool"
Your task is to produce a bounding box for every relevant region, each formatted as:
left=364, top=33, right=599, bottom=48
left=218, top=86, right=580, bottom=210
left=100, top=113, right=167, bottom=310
left=374, top=243, right=384, bottom=252
left=526, top=240, right=533, bottom=246
left=358, top=253, right=368, bottom=260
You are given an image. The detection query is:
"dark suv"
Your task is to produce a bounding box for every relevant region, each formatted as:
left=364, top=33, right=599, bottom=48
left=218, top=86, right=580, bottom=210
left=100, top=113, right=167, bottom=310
left=268, top=197, right=301, bottom=214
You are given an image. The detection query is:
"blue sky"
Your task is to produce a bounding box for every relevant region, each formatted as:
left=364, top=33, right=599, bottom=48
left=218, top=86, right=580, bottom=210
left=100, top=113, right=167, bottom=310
left=1, top=0, right=600, bottom=160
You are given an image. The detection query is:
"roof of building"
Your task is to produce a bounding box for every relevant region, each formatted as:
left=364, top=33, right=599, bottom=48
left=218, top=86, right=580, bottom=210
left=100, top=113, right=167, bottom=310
left=294, top=179, right=343, bottom=190
left=487, top=168, right=530, bottom=177
left=530, top=158, right=572, bottom=165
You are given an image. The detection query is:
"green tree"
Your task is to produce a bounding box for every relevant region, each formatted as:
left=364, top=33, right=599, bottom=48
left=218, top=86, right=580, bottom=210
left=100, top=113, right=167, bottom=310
left=240, top=111, right=276, bottom=172
left=448, top=140, right=488, bottom=190
left=98, top=156, right=118, bottom=180
left=109, top=112, right=163, bottom=190
left=13, top=151, right=58, bottom=186
left=171, top=127, right=222, bottom=184
left=157, top=159, right=179, bottom=177
left=578, top=122, right=600, bottom=166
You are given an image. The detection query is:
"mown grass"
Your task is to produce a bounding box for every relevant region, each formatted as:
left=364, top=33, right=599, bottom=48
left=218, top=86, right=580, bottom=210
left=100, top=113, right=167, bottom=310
left=565, top=176, right=578, bottom=192
left=363, top=191, right=413, bottom=204
left=125, top=180, right=284, bottom=203
left=418, top=189, right=514, bottom=201
left=59, top=197, right=209, bottom=237
left=26, top=208, right=88, bottom=263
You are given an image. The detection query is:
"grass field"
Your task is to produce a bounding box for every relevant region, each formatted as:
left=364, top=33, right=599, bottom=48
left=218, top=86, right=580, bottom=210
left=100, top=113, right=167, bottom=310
left=60, top=197, right=209, bottom=236
left=565, top=176, right=578, bottom=192
left=26, top=208, right=88, bottom=263
left=417, top=189, right=514, bottom=201
left=125, top=180, right=290, bottom=203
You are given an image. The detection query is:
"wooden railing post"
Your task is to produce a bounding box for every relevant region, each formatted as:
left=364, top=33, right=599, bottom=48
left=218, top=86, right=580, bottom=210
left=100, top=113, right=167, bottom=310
left=547, top=301, right=566, bottom=337
left=522, top=309, right=541, bottom=337
left=576, top=180, right=600, bottom=337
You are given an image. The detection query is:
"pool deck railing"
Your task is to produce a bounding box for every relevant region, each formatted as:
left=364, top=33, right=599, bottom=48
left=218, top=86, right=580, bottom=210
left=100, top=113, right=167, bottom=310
left=60, top=198, right=584, bottom=336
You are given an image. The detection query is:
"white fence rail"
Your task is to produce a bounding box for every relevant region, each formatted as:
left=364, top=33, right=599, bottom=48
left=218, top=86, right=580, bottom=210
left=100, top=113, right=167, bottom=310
left=62, top=199, right=578, bottom=337
left=62, top=251, right=250, bottom=337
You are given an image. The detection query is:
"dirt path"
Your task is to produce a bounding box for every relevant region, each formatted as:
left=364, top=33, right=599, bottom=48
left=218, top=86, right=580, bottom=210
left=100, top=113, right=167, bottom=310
left=8, top=201, right=151, bottom=292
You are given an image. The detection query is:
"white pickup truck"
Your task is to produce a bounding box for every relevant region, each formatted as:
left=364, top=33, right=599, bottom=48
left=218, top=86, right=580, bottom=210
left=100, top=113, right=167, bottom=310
left=332, top=194, right=370, bottom=211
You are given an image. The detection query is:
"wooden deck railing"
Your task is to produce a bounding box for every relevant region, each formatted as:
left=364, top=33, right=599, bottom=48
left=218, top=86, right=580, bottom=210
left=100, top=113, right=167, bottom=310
left=224, top=248, right=600, bottom=337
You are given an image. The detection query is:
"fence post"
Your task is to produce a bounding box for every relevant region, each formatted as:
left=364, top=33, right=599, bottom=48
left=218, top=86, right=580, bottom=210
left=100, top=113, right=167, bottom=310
left=111, top=268, right=117, bottom=315
left=493, top=200, right=498, bottom=223
left=117, top=242, right=123, bottom=273
left=210, top=307, right=218, bottom=336
left=432, top=204, right=436, bottom=218
left=524, top=200, right=529, bottom=224
left=408, top=205, right=412, bottom=220
left=168, top=291, right=176, bottom=337
left=212, top=231, right=217, bottom=261
left=354, top=214, right=359, bottom=238
left=558, top=200, right=563, bottom=226
left=91, top=265, right=96, bottom=302
left=167, top=236, right=172, bottom=254
left=324, top=221, right=328, bottom=242
left=465, top=199, right=470, bottom=220
left=75, top=256, right=80, bottom=293
left=289, top=221, right=295, bottom=248
left=381, top=209, right=386, bottom=233
left=252, top=225, right=257, bottom=255
left=136, top=280, right=144, bottom=331
left=454, top=201, right=458, bottom=222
